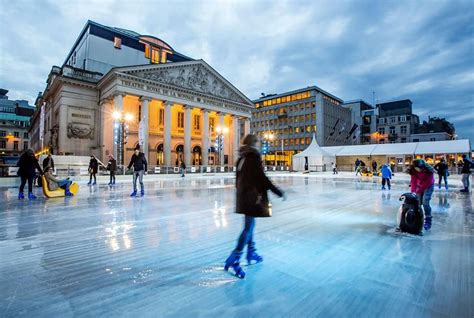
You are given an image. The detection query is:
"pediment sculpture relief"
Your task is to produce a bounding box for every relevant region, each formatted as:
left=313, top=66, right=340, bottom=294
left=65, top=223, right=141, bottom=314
left=67, top=123, right=94, bottom=140
left=142, top=65, right=244, bottom=103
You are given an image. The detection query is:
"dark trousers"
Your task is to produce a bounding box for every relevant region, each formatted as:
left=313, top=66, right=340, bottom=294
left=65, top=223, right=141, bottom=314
left=382, top=178, right=391, bottom=189
left=109, top=172, right=116, bottom=184
left=19, top=175, right=34, bottom=193
left=236, top=215, right=255, bottom=252
left=438, top=174, right=448, bottom=189
left=89, top=173, right=96, bottom=183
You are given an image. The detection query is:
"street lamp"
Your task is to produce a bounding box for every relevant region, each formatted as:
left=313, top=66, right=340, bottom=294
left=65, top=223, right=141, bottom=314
left=113, top=111, right=134, bottom=172
left=215, top=126, right=229, bottom=166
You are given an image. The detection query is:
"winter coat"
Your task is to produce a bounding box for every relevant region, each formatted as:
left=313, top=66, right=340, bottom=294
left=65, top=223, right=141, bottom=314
left=127, top=152, right=148, bottom=172
left=434, top=162, right=449, bottom=176
left=88, top=158, right=98, bottom=174
left=381, top=165, right=392, bottom=179
left=461, top=158, right=472, bottom=174
left=17, top=152, right=43, bottom=177
left=235, top=145, right=283, bottom=217
left=410, top=170, right=435, bottom=195
left=44, top=171, right=60, bottom=191
left=107, top=158, right=117, bottom=173
left=180, top=161, right=186, bottom=169
left=43, top=156, right=55, bottom=170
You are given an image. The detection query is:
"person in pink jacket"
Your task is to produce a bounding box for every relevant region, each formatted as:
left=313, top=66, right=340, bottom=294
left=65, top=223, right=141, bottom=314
left=407, top=159, right=435, bottom=230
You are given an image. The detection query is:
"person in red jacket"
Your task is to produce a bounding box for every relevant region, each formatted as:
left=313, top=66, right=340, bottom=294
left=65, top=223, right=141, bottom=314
left=407, top=159, right=435, bottom=230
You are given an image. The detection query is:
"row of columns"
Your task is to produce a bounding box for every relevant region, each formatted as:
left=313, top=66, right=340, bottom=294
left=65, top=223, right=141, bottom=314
left=112, top=95, right=250, bottom=166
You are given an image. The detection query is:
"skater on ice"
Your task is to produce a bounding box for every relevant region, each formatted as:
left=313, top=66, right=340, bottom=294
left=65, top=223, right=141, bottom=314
left=127, top=145, right=148, bottom=197
left=43, top=167, right=74, bottom=196
left=381, top=163, right=392, bottom=190
left=407, top=159, right=435, bottom=231
left=87, top=155, right=98, bottom=185
left=433, top=158, right=449, bottom=190
left=224, top=134, right=286, bottom=279
left=16, top=149, right=43, bottom=200
left=107, top=154, right=117, bottom=186
left=332, top=162, right=338, bottom=174
left=459, top=154, right=472, bottom=193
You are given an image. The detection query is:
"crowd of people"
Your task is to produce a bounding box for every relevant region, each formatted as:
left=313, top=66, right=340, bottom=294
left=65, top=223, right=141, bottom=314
left=10, top=137, right=474, bottom=280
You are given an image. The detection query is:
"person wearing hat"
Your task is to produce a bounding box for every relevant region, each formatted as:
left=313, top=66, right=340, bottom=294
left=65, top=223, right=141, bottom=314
left=407, top=159, right=435, bottom=230
left=127, top=145, right=148, bottom=196
left=224, top=134, right=286, bottom=278
left=16, top=149, right=43, bottom=200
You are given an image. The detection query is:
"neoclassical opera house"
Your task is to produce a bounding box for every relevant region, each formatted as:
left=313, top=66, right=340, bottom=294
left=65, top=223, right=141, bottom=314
left=30, top=21, right=253, bottom=167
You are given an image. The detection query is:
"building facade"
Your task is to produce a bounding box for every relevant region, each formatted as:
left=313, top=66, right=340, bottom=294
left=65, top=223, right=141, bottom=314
left=251, top=86, right=351, bottom=165
left=29, top=21, right=253, bottom=168
left=342, top=100, right=377, bottom=145
left=0, top=89, right=34, bottom=155
left=375, top=99, right=419, bottom=144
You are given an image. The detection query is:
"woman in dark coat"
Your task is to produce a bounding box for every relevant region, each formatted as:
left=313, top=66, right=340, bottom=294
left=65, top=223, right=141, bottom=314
left=87, top=155, right=99, bottom=185
left=224, top=134, right=285, bottom=278
left=17, top=149, right=43, bottom=200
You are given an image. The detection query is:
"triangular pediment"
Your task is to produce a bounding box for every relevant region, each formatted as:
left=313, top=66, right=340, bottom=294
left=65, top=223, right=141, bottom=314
left=115, top=60, right=253, bottom=106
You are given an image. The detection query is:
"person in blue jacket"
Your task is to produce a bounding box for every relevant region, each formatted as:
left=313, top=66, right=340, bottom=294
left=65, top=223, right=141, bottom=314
left=381, top=163, right=392, bottom=190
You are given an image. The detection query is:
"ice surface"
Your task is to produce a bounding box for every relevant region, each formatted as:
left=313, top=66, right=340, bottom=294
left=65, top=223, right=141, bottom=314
left=0, top=175, right=473, bottom=317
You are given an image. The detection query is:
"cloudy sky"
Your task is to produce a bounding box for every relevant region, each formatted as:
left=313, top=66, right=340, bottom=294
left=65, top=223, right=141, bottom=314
left=1, top=0, right=473, bottom=141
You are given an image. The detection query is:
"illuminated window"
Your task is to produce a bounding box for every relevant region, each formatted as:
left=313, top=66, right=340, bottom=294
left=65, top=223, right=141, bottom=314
left=291, top=95, right=296, bottom=101
left=277, top=98, right=281, bottom=104
left=161, top=50, right=167, bottom=63
left=145, top=45, right=150, bottom=58
left=194, top=115, right=200, bottom=130
left=114, top=37, right=122, bottom=49
left=159, top=109, right=164, bottom=125
left=306, top=126, right=311, bottom=132
left=295, top=127, right=300, bottom=133
left=177, top=112, right=184, bottom=128
left=209, top=118, right=215, bottom=132
left=263, top=100, right=268, bottom=106
left=151, top=48, right=160, bottom=64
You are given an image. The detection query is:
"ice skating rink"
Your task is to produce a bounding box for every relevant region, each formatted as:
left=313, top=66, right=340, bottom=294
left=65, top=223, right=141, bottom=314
left=0, top=175, right=472, bottom=317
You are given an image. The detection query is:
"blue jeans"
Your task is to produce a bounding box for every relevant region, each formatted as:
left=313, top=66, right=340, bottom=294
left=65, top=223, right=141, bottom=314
left=133, top=170, right=144, bottom=192
left=419, top=185, right=434, bottom=218
left=236, top=216, right=255, bottom=252
left=438, top=174, right=448, bottom=189
left=462, top=173, right=471, bottom=190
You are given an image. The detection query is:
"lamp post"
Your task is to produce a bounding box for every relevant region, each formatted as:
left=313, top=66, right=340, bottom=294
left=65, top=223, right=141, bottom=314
left=215, top=126, right=229, bottom=166
left=113, top=111, right=133, bottom=173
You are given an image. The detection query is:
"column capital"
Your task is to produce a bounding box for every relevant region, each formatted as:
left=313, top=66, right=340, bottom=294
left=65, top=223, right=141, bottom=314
left=164, top=101, right=174, bottom=107
left=183, top=105, right=194, bottom=110
left=201, top=108, right=210, bottom=114
left=113, top=92, right=127, bottom=98
left=139, top=96, right=152, bottom=102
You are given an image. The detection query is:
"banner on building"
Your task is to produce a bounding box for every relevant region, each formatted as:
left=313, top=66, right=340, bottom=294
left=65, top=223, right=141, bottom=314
left=138, top=120, right=143, bottom=146
left=39, top=104, right=45, bottom=141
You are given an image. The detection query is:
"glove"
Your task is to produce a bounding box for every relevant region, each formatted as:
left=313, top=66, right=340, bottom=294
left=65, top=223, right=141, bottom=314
left=281, top=192, right=287, bottom=201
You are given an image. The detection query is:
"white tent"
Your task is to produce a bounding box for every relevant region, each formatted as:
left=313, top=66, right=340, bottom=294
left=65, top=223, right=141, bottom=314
left=292, top=135, right=336, bottom=171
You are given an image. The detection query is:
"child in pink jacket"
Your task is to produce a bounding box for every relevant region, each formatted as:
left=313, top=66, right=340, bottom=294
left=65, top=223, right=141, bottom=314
left=408, top=159, right=435, bottom=230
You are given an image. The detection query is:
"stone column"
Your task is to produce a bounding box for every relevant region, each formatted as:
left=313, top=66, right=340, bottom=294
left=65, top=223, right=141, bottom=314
left=100, top=98, right=113, bottom=161
left=164, top=101, right=173, bottom=166
left=244, top=118, right=250, bottom=136
left=202, top=109, right=209, bottom=166
left=218, top=113, right=225, bottom=165
left=113, top=94, right=124, bottom=161
left=233, top=116, right=240, bottom=164
left=184, top=105, right=192, bottom=166
left=139, top=97, right=150, bottom=161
